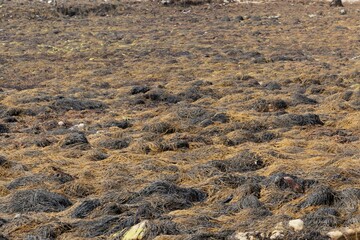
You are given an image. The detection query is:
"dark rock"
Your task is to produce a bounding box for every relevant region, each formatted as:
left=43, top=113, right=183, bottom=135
left=60, top=132, right=89, bottom=149
left=72, top=199, right=101, bottom=218
left=6, top=189, right=72, bottom=213
left=130, top=86, right=150, bottom=95
left=300, top=186, right=336, bottom=208
left=51, top=98, right=106, bottom=111
left=98, top=138, right=130, bottom=150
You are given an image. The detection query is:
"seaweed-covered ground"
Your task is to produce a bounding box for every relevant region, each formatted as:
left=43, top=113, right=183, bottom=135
left=0, top=0, right=360, bottom=239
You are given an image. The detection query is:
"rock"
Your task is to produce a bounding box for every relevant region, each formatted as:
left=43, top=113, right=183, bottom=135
left=120, top=220, right=149, bottom=240
left=70, top=123, right=85, bottom=131
left=289, top=219, right=304, bottom=231
left=5, top=189, right=72, bottom=213
left=58, top=121, right=65, bottom=126
left=161, top=0, right=173, bottom=5
left=339, top=9, right=347, bottom=15
left=327, top=230, right=343, bottom=239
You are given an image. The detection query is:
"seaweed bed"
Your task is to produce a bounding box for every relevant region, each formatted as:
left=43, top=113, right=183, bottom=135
left=0, top=0, right=359, bottom=239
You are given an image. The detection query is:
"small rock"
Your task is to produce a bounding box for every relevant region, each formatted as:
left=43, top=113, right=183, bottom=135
left=161, top=0, right=173, bottom=5
left=58, top=121, right=65, bottom=126
left=327, top=230, right=343, bottom=239
left=119, top=220, right=149, bottom=240
left=70, top=123, right=85, bottom=131
left=339, top=9, right=347, bottom=15
left=289, top=219, right=304, bottom=231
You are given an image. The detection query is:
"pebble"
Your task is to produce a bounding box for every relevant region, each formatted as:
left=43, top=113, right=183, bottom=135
left=70, top=123, right=85, bottom=131
left=58, top=121, right=65, bottom=126
left=339, top=9, right=347, bottom=15
left=288, top=219, right=304, bottom=231
left=327, top=230, right=343, bottom=239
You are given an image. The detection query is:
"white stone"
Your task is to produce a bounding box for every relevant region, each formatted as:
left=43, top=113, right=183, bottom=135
left=327, top=230, right=343, bottom=239
left=58, top=121, right=64, bottom=126
left=340, top=9, right=347, bottom=15
left=288, top=219, right=304, bottom=231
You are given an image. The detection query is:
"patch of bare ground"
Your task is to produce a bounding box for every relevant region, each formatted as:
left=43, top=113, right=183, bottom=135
left=0, top=0, right=360, bottom=239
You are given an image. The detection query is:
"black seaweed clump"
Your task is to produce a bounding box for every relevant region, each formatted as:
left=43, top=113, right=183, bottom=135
left=72, top=199, right=101, bottom=218
left=5, top=189, right=72, bottom=213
